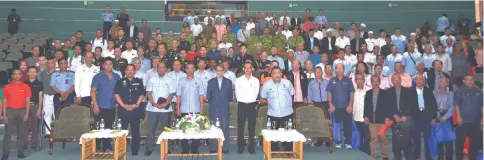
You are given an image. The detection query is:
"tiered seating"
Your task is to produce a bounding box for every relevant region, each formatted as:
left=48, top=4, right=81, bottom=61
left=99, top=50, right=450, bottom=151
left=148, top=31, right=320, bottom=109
left=0, top=32, right=52, bottom=84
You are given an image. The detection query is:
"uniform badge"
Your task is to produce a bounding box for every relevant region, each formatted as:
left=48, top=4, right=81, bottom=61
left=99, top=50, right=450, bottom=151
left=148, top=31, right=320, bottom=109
left=122, top=80, right=127, bottom=87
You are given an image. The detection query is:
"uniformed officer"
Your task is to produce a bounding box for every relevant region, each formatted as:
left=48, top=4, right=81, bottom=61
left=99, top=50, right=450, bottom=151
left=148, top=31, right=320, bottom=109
left=193, top=46, right=209, bottom=69
left=194, top=59, right=216, bottom=93
left=135, top=47, right=151, bottom=73
left=178, top=50, right=189, bottom=72
left=454, top=74, right=483, bottom=160
left=175, top=63, right=205, bottom=154
left=41, top=59, right=57, bottom=135
left=101, top=6, right=114, bottom=39
left=114, top=29, right=128, bottom=49
left=24, top=66, right=43, bottom=151
left=217, top=48, right=233, bottom=66
left=167, top=39, right=181, bottom=60
left=167, top=60, right=187, bottom=109
left=233, top=44, right=256, bottom=74
left=132, top=58, right=148, bottom=118
left=114, top=64, right=145, bottom=156
left=113, top=48, right=128, bottom=76
left=50, top=58, right=75, bottom=113
left=74, top=52, right=100, bottom=105
left=256, top=51, right=271, bottom=70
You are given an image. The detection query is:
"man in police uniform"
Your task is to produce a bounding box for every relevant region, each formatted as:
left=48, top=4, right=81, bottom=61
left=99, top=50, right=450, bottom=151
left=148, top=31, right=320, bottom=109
left=178, top=50, right=189, bottom=72
left=175, top=63, right=205, bottom=154
left=114, top=64, right=145, bottom=156
left=256, top=51, right=271, bottom=70
left=454, top=74, right=483, bottom=160
left=113, top=48, right=128, bottom=76
left=193, top=46, right=209, bottom=68
left=50, top=58, right=75, bottom=114
left=217, top=48, right=232, bottom=66
left=234, top=44, right=256, bottom=75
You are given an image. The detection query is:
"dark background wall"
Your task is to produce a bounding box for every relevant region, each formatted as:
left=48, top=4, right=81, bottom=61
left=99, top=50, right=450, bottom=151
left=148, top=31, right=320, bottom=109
left=0, top=1, right=474, bottom=40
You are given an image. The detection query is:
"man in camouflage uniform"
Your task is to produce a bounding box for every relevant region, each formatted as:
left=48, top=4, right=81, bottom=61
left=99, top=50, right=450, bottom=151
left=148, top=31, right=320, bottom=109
left=259, top=28, right=274, bottom=53
left=114, top=29, right=128, bottom=50
left=133, top=32, right=148, bottom=50
left=246, top=28, right=260, bottom=56
left=225, top=26, right=237, bottom=46
left=287, top=29, right=304, bottom=50
left=273, top=26, right=288, bottom=53
left=256, top=51, right=271, bottom=70
left=163, top=31, right=176, bottom=50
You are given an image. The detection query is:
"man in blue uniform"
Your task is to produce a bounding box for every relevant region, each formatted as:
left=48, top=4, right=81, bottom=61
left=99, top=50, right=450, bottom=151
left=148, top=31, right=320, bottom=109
left=101, top=6, right=114, bottom=39
left=50, top=58, right=75, bottom=114
left=454, top=74, right=483, bottom=160
left=114, top=64, right=145, bottom=156
left=175, top=63, right=205, bottom=154
left=91, top=57, right=121, bottom=151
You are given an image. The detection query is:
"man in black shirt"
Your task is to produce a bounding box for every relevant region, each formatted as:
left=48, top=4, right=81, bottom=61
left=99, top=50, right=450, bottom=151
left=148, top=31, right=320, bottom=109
left=116, top=7, right=129, bottom=29
left=7, top=9, right=20, bottom=35
left=24, top=66, right=43, bottom=151
left=113, top=48, right=128, bottom=76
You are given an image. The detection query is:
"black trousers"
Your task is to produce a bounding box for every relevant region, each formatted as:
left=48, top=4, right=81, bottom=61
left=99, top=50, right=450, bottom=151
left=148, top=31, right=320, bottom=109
left=334, top=108, right=353, bottom=145
left=455, top=122, right=481, bottom=160
left=94, top=107, right=116, bottom=151
left=237, top=102, right=257, bottom=149
left=119, top=107, right=141, bottom=154
left=181, top=113, right=200, bottom=152
left=391, top=124, right=414, bottom=160
left=268, top=114, right=293, bottom=151
left=81, top=96, right=91, bottom=106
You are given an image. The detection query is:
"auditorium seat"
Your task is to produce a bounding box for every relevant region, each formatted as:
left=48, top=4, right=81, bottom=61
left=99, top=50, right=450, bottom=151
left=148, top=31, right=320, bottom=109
left=8, top=44, right=24, bottom=52
left=17, top=38, right=32, bottom=45
left=3, top=38, right=18, bottom=44
left=0, top=44, right=8, bottom=51
left=32, top=38, right=47, bottom=45
left=4, top=52, right=23, bottom=61
left=0, top=52, right=6, bottom=60
left=12, top=33, right=26, bottom=39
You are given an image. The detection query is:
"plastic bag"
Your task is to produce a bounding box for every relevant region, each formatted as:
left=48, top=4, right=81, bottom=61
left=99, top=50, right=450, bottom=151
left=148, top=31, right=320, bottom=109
left=351, top=121, right=360, bottom=149
left=330, top=112, right=343, bottom=143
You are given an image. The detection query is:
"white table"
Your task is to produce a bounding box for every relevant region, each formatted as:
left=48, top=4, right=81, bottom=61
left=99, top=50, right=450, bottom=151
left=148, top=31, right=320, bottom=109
left=262, top=129, right=307, bottom=160
left=80, top=130, right=129, bottom=160
left=156, top=127, right=225, bottom=160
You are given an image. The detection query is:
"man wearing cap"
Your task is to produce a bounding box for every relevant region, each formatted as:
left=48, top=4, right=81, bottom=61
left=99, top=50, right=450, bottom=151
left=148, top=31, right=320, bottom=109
left=365, top=31, right=377, bottom=52
left=360, top=23, right=368, bottom=39
left=7, top=9, right=21, bottom=35
left=101, top=6, right=114, bottom=39
left=320, top=29, right=336, bottom=54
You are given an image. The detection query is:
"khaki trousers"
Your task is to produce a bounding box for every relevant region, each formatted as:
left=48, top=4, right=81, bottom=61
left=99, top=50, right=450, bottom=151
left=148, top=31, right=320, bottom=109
left=368, top=123, right=388, bottom=159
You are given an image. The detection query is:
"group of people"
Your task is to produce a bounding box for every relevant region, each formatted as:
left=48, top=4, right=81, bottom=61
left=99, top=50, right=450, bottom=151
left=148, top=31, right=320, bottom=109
left=1, top=5, right=483, bottom=160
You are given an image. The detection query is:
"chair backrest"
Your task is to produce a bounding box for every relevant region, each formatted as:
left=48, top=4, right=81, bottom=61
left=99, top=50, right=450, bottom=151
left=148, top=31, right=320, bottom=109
left=39, top=33, right=52, bottom=39
left=3, top=38, right=17, bottom=44
left=0, top=52, right=6, bottom=60
left=56, top=104, right=91, bottom=121
left=27, top=33, right=40, bottom=39
left=12, top=33, right=26, bottom=39
left=0, top=44, right=8, bottom=50
left=6, top=52, right=23, bottom=60
left=32, top=39, right=47, bottom=45
left=8, top=44, right=24, bottom=51
left=0, top=61, right=13, bottom=70
left=294, top=105, right=328, bottom=131
left=53, top=104, right=92, bottom=137
left=17, top=39, right=32, bottom=45
left=203, top=103, right=210, bottom=116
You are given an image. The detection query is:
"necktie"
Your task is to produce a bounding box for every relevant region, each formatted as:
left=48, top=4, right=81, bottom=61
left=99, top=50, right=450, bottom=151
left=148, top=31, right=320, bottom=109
left=356, top=40, right=359, bottom=52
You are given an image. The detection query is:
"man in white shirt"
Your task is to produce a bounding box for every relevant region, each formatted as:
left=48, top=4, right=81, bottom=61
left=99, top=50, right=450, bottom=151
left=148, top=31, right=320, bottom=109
left=102, top=40, right=115, bottom=58
left=237, top=22, right=250, bottom=43
left=121, top=41, right=137, bottom=64
left=314, top=27, right=325, bottom=40
left=166, top=60, right=187, bottom=106
left=352, top=73, right=371, bottom=154
left=335, top=29, right=350, bottom=49
left=279, top=11, right=291, bottom=26
left=281, top=24, right=293, bottom=40
left=365, top=31, right=377, bottom=52
left=235, top=62, right=260, bottom=154
left=218, top=35, right=233, bottom=51
left=74, top=52, right=100, bottom=105
left=68, top=45, right=84, bottom=71
left=91, top=29, right=108, bottom=52
left=204, top=11, right=214, bottom=25
left=191, top=18, right=203, bottom=37
left=215, top=10, right=226, bottom=24
left=439, top=27, right=456, bottom=46
left=127, top=18, right=138, bottom=39
left=376, top=31, right=387, bottom=47
left=265, top=12, right=273, bottom=23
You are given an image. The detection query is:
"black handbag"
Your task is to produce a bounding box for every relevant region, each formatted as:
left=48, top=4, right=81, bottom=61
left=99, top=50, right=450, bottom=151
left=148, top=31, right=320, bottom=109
left=392, top=125, right=411, bottom=149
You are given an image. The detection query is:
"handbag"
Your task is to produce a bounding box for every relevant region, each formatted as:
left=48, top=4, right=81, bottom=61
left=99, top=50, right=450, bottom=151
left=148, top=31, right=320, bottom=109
left=434, top=121, right=456, bottom=143
left=392, top=124, right=411, bottom=149
left=351, top=121, right=360, bottom=149
left=330, top=112, right=343, bottom=143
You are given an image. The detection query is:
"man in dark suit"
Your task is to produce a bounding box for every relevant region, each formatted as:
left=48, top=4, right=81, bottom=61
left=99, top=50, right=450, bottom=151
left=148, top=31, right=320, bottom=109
left=304, top=29, right=320, bottom=52
left=412, top=74, right=437, bottom=160
left=350, top=30, right=367, bottom=54
left=206, top=64, right=233, bottom=154
left=283, top=49, right=295, bottom=71
left=320, top=29, right=336, bottom=54
left=380, top=36, right=393, bottom=58
left=124, top=18, right=139, bottom=40
left=364, top=76, right=391, bottom=160
left=386, top=73, right=419, bottom=160
left=290, top=12, right=302, bottom=30
left=426, top=60, right=452, bottom=91
left=285, top=60, right=308, bottom=104
left=226, top=12, right=239, bottom=26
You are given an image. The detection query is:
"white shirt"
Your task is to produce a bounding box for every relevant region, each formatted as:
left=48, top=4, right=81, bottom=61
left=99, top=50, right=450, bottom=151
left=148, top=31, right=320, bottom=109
left=265, top=17, right=274, bottom=23
left=391, top=35, right=407, bottom=41
left=215, top=15, right=226, bottom=23
left=344, top=54, right=357, bottom=66
left=376, top=38, right=387, bottom=47
left=129, top=25, right=135, bottom=38
left=146, top=74, right=176, bottom=112
left=218, top=42, right=233, bottom=51
left=440, top=35, right=456, bottom=44
left=102, top=48, right=115, bottom=58
left=235, top=75, right=260, bottom=103
left=246, top=22, right=255, bottom=31
left=335, top=36, right=350, bottom=49
left=281, top=30, right=293, bottom=40
left=436, top=53, right=452, bottom=73
left=279, top=16, right=291, bottom=26
left=364, top=52, right=376, bottom=64
left=74, top=64, right=100, bottom=97
left=204, top=16, right=214, bottom=25
left=326, top=37, right=333, bottom=51
left=365, top=38, right=378, bottom=52
left=91, top=37, right=108, bottom=52
left=191, top=24, right=203, bottom=37
left=314, top=30, right=324, bottom=40
left=353, top=86, right=371, bottom=122
left=121, top=49, right=138, bottom=64
left=68, top=55, right=83, bottom=72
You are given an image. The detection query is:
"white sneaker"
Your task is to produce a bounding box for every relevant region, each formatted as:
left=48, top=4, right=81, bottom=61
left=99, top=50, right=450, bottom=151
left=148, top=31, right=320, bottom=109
left=335, top=144, right=342, bottom=148
left=345, top=144, right=352, bottom=149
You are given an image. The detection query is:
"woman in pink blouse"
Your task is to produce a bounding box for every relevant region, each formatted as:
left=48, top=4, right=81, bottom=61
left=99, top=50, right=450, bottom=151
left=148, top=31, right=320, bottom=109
left=215, top=17, right=227, bottom=42
left=388, top=62, right=412, bottom=88
left=475, top=41, right=483, bottom=67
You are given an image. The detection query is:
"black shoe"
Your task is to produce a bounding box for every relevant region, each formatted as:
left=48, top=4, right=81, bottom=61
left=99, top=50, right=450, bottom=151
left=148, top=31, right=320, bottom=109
left=248, top=147, right=255, bottom=154
left=237, top=148, right=244, bottom=154
left=1, top=155, right=8, bottom=160
left=144, top=150, right=152, bottom=156
left=181, top=150, right=189, bottom=154
left=191, top=150, right=199, bottom=154
left=132, top=152, right=138, bottom=156
left=209, top=150, right=217, bottom=153
left=17, top=154, right=26, bottom=159
left=223, top=150, right=229, bottom=154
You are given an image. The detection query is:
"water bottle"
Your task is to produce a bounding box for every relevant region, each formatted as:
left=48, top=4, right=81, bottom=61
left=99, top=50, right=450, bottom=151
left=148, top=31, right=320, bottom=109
left=100, top=119, right=105, bottom=130
left=288, top=119, right=293, bottom=130
left=117, top=119, right=122, bottom=131
left=215, top=118, right=220, bottom=128
left=266, top=118, right=271, bottom=130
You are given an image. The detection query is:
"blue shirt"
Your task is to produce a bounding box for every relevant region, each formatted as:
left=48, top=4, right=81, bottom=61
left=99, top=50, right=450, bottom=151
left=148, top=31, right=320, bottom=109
left=167, top=71, right=187, bottom=102
left=146, top=74, right=176, bottom=112
left=422, top=53, right=436, bottom=69
left=436, top=16, right=449, bottom=32
left=417, top=87, right=425, bottom=110
left=49, top=70, right=75, bottom=92
left=207, top=49, right=221, bottom=61
left=134, top=57, right=151, bottom=73
left=326, top=76, right=354, bottom=108
left=307, top=53, right=321, bottom=67
left=307, top=79, right=329, bottom=103
left=101, top=12, right=114, bottom=22
left=333, top=59, right=353, bottom=76
left=194, top=70, right=216, bottom=93
left=91, top=71, right=120, bottom=109
left=260, top=79, right=295, bottom=117
left=314, top=15, right=327, bottom=25
left=267, top=55, right=285, bottom=70
left=402, top=52, right=422, bottom=76
left=231, top=24, right=241, bottom=40
left=454, top=86, right=483, bottom=124
left=176, top=77, right=205, bottom=113
left=434, top=90, right=455, bottom=120
left=391, top=35, right=407, bottom=54
left=384, top=53, right=403, bottom=76
left=183, top=16, right=195, bottom=26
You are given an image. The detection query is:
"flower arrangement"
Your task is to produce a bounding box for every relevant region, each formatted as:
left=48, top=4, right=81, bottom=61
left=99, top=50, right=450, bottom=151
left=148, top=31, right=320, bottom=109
left=177, top=114, right=211, bottom=134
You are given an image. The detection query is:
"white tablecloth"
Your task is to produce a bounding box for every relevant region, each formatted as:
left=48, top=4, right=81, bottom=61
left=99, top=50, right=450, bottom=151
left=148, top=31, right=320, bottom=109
left=262, top=129, right=307, bottom=142
left=79, top=130, right=129, bottom=144
left=156, top=127, right=225, bottom=145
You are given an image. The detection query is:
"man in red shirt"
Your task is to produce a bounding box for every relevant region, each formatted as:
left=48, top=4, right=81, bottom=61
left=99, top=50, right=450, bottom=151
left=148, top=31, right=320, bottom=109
left=2, top=69, right=31, bottom=160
